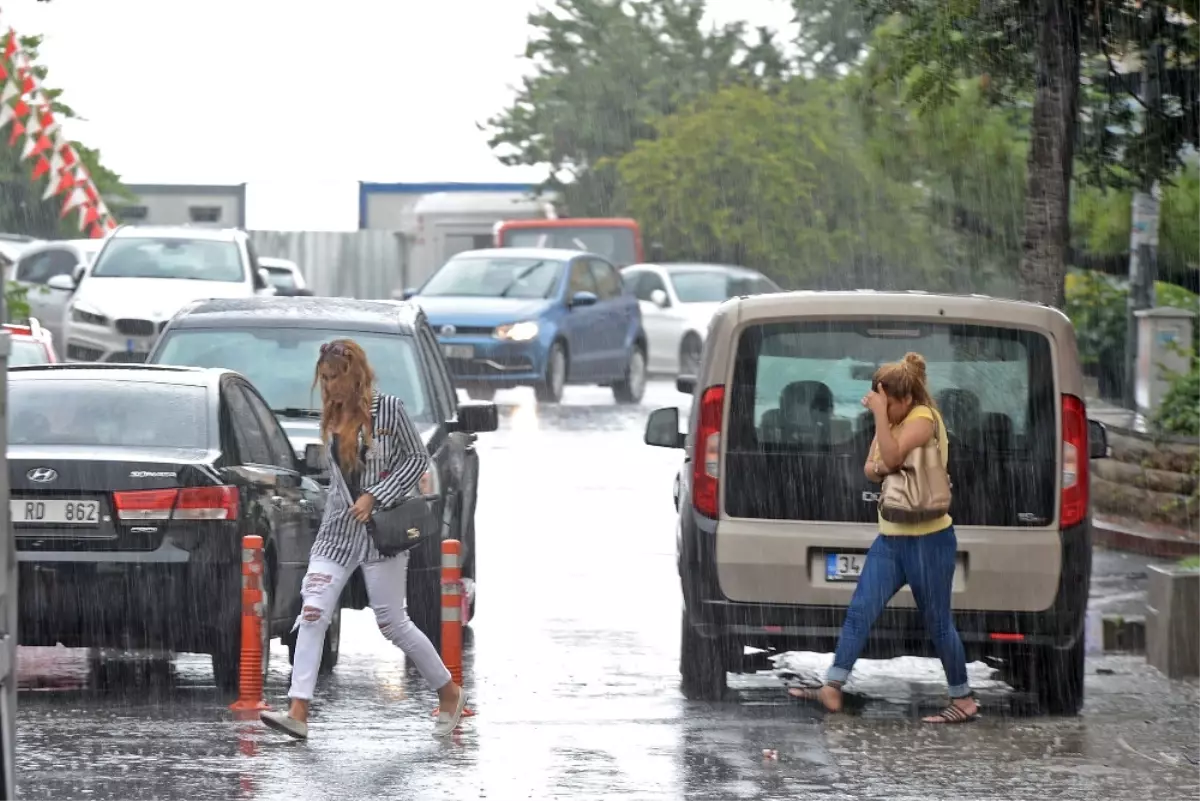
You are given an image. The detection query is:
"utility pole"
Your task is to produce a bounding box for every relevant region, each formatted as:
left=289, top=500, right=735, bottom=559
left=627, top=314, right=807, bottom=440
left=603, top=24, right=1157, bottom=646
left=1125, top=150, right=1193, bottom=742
left=1123, top=26, right=1165, bottom=411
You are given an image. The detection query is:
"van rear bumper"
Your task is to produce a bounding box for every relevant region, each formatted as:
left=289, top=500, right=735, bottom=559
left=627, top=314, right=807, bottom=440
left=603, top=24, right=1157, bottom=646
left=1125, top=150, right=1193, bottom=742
left=680, top=511, right=1092, bottom=662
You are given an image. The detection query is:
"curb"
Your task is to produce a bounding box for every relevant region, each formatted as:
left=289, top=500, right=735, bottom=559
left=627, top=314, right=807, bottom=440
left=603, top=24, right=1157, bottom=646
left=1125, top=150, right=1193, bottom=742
left=1102, top=615, right=1146, bottom=655
left=1093, top=519, right=1200, bottom=560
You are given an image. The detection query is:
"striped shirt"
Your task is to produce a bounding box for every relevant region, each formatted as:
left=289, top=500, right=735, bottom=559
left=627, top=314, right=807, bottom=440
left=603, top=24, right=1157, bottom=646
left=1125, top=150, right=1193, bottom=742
left=310, top=391, right=430, bottom=566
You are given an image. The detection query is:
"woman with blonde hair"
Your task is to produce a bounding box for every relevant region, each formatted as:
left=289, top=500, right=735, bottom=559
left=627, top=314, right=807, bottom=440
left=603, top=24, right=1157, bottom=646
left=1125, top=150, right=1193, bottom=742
left=788, top=352, right=978, bottom=724
left=260, top=339, right=467, bottom=740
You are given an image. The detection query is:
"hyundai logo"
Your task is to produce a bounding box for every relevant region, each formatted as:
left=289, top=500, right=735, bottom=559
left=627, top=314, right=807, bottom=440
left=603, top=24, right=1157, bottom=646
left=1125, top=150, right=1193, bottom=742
left=27, top=467, right=58, bottom=483
left=440, top=325, right=456, bottom=336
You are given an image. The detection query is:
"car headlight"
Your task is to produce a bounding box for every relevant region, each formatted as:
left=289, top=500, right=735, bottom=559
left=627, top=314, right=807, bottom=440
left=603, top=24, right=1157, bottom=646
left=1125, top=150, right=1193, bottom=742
left=70, top=303, right=108, bottom=327
left=494, top=321, right=540, bottom=342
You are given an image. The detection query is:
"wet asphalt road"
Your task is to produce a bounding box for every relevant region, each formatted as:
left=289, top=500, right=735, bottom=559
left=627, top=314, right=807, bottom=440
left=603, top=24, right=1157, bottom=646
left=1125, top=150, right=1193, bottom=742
left=14, top=380, right=1200, bottom=800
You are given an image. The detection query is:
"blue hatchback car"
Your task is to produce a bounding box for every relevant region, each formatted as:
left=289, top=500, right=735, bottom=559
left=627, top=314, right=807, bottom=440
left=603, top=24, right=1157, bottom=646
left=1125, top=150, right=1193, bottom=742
left=406, top=248, right=647, bottom=404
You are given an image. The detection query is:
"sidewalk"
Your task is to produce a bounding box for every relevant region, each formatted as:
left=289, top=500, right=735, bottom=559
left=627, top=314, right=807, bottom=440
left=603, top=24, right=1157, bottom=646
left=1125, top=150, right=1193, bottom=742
left=1094, top=514, right=1199, bottom=559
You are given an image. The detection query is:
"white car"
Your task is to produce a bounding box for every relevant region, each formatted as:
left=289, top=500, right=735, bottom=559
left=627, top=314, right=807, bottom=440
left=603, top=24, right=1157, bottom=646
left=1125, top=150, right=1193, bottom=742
left=9, top=238, right=103, bottom=351
left=620, top=262, right=780, bottom=376
left=52, top=225, right=276, bottom=363
left=258, top=256, right=311, bottom=296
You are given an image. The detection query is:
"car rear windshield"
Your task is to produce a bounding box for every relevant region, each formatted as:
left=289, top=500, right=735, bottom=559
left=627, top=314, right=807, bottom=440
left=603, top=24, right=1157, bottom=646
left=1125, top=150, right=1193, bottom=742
left=725, top=320, right=1057, bottom=526
left=91, top=238, right=244, bottom=282
left=9, top=339, right=49, bottom=366
left=668, top=270, right=780, bottom=302
left=504, top=227, right=637, bottom=265
left=151, top=327, right=431, bottom=422
left=9, top=379, right=208, bottom=449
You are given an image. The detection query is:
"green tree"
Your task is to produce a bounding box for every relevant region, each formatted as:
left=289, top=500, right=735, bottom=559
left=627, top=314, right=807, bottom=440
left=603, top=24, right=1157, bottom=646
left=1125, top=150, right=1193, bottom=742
left=790, top=0, right=871, bottom=74
left=0, top=34, right=127, bottom=239
left=485, top=0, right=789, bottom=217
left=616, top=81, right=942, bottom=289
left=858, top=0, right=1199, bottom=308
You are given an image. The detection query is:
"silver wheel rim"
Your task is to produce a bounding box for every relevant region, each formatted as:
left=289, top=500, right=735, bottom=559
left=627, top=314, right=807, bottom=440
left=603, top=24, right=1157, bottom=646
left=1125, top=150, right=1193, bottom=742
left=328, top=608, right=341, bottom=655
left=629, top=350, right=646, bottom=398
left=550, top=348, right=566, bottom=397
left=260, top=587, right=270, bottom=681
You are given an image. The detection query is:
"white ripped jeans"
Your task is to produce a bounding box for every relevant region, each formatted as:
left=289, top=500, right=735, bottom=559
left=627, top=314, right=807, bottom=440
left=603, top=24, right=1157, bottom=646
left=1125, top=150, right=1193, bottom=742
left=289, top=550, right=452, bottom=701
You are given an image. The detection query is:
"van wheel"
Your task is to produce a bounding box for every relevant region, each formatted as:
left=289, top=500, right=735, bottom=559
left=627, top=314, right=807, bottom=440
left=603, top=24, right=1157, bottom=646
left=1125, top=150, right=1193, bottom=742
left=612, top=346, right=647, bottom=404
left=1007, top=641, right=1085, bottom=716
left=680, top=610, right=727, bottom=701
left=535, top=342, right=567, bottom=403
left=410, top=568, right=443, bottom=653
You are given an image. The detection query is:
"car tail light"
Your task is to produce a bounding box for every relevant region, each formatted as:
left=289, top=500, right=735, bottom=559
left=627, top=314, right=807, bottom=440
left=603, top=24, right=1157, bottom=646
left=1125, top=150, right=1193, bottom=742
left=1061, top=394, right=1089, bottom=528
left=113, top=486, right=239, bottom=521
left=692, top=384, right=725, bottom=519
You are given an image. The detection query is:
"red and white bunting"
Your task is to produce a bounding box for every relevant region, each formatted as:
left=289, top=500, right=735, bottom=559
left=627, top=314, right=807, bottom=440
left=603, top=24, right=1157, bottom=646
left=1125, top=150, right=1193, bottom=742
left=0, top=20, right=116, bottom=233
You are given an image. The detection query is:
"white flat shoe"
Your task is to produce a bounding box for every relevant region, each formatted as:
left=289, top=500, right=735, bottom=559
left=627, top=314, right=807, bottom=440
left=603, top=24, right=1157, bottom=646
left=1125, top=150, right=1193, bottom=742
left=433, top=690, right=467, bottom=738
left=261, top=710, right=308, bottom=740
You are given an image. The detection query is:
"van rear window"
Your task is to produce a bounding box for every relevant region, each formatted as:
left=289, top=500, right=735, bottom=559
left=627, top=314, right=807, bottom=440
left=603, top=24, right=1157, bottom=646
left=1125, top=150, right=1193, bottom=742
left=725, top=321, right=1057, bottom=526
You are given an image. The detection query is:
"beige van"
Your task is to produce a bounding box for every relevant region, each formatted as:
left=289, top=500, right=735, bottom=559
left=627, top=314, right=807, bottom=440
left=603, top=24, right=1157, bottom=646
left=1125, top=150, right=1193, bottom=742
left=644, top=290, right=1109, bottom=715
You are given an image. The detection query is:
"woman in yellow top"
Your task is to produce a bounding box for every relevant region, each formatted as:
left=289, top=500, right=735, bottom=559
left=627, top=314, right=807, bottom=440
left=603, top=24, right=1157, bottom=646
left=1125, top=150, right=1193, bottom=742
left=789, top=352, right=978, bottom=724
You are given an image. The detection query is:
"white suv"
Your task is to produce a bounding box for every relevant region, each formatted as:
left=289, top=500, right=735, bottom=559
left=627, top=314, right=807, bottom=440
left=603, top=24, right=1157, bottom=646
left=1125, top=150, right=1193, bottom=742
left=55, top=225, right=275, bottom=363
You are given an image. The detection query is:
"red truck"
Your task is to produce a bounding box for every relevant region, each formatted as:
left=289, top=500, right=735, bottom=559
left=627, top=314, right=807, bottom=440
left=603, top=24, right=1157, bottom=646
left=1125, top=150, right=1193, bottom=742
left=493, top=218, right=644, bottom=267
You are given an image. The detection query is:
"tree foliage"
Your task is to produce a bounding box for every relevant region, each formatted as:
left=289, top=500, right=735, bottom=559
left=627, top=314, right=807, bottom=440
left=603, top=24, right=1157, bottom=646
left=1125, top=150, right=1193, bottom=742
left=484, top=0, right=789, bottom=216
left=0, top=34, right=127, bottom=238
left=616, top=82, right=944, bottom=288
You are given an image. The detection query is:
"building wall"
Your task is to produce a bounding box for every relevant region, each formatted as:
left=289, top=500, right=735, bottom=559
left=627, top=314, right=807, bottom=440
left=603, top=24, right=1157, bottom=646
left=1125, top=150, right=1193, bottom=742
left=118, top=184, right=247, bottom=228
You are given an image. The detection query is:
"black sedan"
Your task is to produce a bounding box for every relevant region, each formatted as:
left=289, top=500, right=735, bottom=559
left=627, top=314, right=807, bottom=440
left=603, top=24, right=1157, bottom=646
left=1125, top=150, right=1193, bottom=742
left=8, top=363, right=322, bottom=690
left=148, top=296, right=499, bottom=652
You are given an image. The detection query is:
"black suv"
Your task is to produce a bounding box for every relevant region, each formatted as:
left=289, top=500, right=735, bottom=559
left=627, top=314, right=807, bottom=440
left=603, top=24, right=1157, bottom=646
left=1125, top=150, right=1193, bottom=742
left=149, top=297, right=498, bottom=655
left=8, top=363, right=321, bottom=690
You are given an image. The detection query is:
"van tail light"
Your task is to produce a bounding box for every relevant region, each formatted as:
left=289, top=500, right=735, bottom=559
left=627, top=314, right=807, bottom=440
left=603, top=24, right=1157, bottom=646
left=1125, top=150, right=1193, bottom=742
left=1061, top=394, right=1089, bottom=528
left=113, top=486, right=239, bottom=522
left=692, top=385, right=725, bottom=519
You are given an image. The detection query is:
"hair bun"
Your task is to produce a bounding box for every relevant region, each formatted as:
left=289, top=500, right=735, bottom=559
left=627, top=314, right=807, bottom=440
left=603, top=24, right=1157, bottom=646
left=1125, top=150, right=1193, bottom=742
left=903, top=351, right=927, bottom=378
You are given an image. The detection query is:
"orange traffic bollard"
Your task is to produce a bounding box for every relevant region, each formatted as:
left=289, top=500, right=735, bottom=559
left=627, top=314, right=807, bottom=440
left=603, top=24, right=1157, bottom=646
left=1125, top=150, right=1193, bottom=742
left=432, top=538, right=474, bottom=720
left=230, top=534, right=270, bottom=718
left=441, top=539, right=463, bottom=686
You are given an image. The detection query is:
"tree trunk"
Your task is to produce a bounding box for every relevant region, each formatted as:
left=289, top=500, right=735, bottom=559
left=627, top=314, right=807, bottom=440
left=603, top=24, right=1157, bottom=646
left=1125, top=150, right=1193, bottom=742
left=1017, top=0, right=1081, bottom=309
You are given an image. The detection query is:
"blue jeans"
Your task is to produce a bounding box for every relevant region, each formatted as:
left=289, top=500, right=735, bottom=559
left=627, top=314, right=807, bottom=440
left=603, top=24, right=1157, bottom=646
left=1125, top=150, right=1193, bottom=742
left=826, top=526, right=971, bottom=698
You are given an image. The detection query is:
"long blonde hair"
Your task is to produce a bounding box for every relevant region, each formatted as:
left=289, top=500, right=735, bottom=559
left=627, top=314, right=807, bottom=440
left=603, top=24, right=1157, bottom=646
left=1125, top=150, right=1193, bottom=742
left=313, top=339, right=374, bottom=470
left=873, top=351, right=937, bottom=410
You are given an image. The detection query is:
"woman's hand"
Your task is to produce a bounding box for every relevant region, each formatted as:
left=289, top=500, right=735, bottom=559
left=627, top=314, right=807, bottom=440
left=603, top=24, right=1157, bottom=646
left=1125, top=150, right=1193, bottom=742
left=350, top=493, right=376, bottom=523
left=862, top=388, right=888, bottom=416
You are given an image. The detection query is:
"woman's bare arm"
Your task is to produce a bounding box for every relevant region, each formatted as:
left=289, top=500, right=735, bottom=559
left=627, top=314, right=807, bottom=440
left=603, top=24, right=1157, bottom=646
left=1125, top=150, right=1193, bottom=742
left=873, top=414, right=935, bottom=472
left=863, top=435, right=884, bottom=483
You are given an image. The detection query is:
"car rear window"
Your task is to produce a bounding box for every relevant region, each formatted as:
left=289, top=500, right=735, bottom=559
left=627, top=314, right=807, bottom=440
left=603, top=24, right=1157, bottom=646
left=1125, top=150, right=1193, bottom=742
left=9, top=339, right=49, bottom=366
left=9, top=379, right=208, bottom=449
left=725, top=320, right=1057, bottom=526
left=151, top=327, right=431, bottom=422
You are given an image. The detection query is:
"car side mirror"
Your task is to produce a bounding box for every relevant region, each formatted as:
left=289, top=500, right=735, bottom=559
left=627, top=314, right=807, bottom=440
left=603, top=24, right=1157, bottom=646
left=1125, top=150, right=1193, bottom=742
left=46, top=274, right=75, bottom=291
left=254, top=268, right=271, bottom=290
left=71, top=263, right=86, bottom=285
left=400, top=287, right=418, bottom=300
left=569, top=290, right=598, bottom=308
left=649, top=288, right=669, bottom=309
left=456, top=400, right=499, bottom=434
left=645, top=407, right=685, bottom=448
left=676, top=375, right=696, bottom=396
left=304, top=443, right=327, bottom=473
left=1087, top=419, right=1109, bottom=459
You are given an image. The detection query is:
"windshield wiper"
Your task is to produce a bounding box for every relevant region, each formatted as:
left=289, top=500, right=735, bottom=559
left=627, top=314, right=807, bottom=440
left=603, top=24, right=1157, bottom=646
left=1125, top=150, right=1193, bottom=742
left=498, top=261, right=547, bottom=297
left=272, top=408, right=321, bottom=418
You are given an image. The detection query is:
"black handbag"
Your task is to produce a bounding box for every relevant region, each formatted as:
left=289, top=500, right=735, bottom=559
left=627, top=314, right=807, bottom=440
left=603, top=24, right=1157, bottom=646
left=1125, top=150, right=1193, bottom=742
left=366, top=495, right=437, bottom=556
left=343, top=433, right=437, bottom=557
